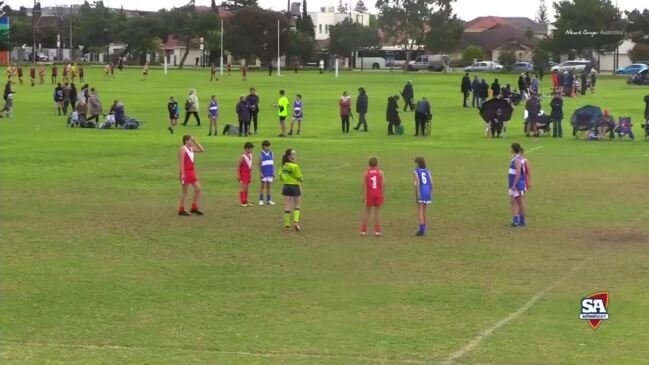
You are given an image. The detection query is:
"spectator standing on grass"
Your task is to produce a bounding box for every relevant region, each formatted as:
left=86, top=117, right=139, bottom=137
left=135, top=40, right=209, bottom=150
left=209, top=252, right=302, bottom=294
left=590, top=71, right=597, bottom=94
left=3, top=80, right=13, bottom=102
left=491, top=78, right=501, bottom=98
left=354, top=87, right=369, bottom=131
left=531, top=76, right=539, bottom=96
left=461, top=72, right=471, bottom=107
left=518, top=74, right=526, bottom=99
left=236, top=95, right=251, bottom=137
left=471, top=75, right=480, bottom=107
left=182, top=89, right=200, bottom=126
left=386, top=95, right=401, bottom=135
left=87, top=88, right=103, bottom=124
left=479, top=79, right=489, bottom=108
left=69, top=84, right=78, bottom=114
left=53, top=83, right=64, bottom=116
left=401, top=80, right=415, bottom=112
left=525, top=93, right=540, bottom=137
left=246, top=88, right=260, bottom=134
left=550, top=93, right=563, bottom=138
left=414, top=97, right=431, bottom=137
left=339, top=91, right=353, bottom=134
left=62, top=83, right=71, bottom=115
left=78, top=64, right=85, bottom=83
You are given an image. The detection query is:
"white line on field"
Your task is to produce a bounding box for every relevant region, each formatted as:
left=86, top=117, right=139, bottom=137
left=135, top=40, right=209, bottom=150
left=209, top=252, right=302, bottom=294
left=441, top=249, right=603, bottom=365
left=526, top=146, right=544, bottom=153
left=0, top=340, right=427, bottom=365
left=643, top=153, right=649, bottom=157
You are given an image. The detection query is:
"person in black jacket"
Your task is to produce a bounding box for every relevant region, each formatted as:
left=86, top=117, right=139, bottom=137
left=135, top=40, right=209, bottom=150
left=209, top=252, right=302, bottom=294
left=461, top=73, right=471, bottom=107
left=401, top=81, right=414, bottom=111
left=550, top=93, right=563, bottom=138
left=478, top=79, right=489, bottom=108
left=236, top=95, right=251, bottom=137
left=491, top=78, right=501, bottom=98
left=245, top=88, right=260, bottom=134
left=525, top=94, right=541, bottom=137
left=69, top=83, right=78, bottom=113
left=414, top=97, right=431, bottom=136
left=386, top=95, right=400, bottom=135
left=354, top=87, right=369, bottom=131
left=517, top=74, right=527, bottom=99
left=471, top=75, right=480, bottom=108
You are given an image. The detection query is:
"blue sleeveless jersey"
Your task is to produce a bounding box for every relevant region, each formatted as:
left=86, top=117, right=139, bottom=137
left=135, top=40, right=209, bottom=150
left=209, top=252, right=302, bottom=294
left=208, top=100, right=218, bottom=117
left=293, top=100, right=303, bottom=118
left=260, top=151, right=274, bottom=178
left=508, top=155, right=526, bottom=190
left=415, top=168, right=432, bottom=202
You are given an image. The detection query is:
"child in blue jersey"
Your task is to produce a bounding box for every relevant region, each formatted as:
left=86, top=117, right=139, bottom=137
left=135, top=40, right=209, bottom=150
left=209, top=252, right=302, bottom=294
left=167, top=96, right=180, bottom=134
left=208, top=95, right=219, bottom=136
left=289, top=94, right=303, bottom=136
left=413, top=157, right=433, bottom=236
left=508, top=143, right=527, bottom=227
left=258, top=140, right=276, bottom=206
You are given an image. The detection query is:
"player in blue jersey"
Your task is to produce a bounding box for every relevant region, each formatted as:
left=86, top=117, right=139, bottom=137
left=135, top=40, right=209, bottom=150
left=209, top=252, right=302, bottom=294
left=508, top=143, right=527, bottom=227
left=258, top=140, right=276, bottom=206
left=413, top=157, right=433, bottom=236
left=207, top=95, right=219, bottom=136
left=289, top=94, right=303, bottom=136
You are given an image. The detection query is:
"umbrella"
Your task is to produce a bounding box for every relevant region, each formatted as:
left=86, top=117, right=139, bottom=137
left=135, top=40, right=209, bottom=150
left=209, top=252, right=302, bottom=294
left=480, top=98, right=514, bottom=123
left=570, top=105, right=602, bottom=127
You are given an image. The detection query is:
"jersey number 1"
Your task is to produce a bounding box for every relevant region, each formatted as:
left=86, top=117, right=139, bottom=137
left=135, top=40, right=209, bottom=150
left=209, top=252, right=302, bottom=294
left=370, top=175, right=377, bottom=189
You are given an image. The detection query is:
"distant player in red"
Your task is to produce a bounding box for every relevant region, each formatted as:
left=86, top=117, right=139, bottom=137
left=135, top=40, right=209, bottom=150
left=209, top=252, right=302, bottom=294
left=29, top=65, right=36, bottom=86
left=227, top=62, right=232, bottom=76
left=38, top=64, right=45, bottom=84
left=210, top=63, right=218, bottom=81
left=178, top=135, right=205, bottom=216
left=51, top=64, right=58, bottom=84
left=17, top=65, right=24, bottom=85
left=241, top=63, right=248, bottom=82
left=360, top=157, right=385, bottom=236
left=237, top=141, right=254, bottom=207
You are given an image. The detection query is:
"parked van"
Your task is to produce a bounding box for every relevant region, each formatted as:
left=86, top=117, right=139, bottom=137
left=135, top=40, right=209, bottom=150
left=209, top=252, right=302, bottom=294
left=407, top=54, right=448, bottom=71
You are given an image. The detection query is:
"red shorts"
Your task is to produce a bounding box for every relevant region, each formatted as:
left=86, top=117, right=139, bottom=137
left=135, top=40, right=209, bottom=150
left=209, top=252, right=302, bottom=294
left=181, top=171, right=197, bottom=185
left=366, top=194, right=384, bottom=207
left=239, top=174, right=251, bottom=184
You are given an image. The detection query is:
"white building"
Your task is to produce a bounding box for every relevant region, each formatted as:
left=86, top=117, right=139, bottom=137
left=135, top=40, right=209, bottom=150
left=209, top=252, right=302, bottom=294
left=308, top=6, right=370, bottom=41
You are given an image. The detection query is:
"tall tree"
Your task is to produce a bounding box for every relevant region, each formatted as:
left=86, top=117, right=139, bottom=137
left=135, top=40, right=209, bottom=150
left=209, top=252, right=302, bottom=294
left=550, top=0, right=624, bottom=55
left=118, top=15, right=161, bottom=64
left=163, top=5, right=219, bottom=68
left=354, top=0, right=368, bottom=13
left=225, top=7, right=289, bottom=62
left=376, top=0, right=454, bottom=54
left=536, top=0, right=549, bottom=23
left=424, top=9, right=463, bottom=54
left=626, top=9, right=649, bottom=44
left=336, top=0, right=348, bottom=13
left=328, top=18, right=378, bottom=57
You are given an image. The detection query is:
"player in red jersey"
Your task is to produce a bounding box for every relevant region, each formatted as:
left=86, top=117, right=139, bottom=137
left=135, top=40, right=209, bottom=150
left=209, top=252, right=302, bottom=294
left=178, top=135, right=205, bottom=216
left=227, top=62, right=232, bottom=76
left=241, top=63, right=248, bottom=82
left=360, top=157, right=385, bottom=236
left=29, top=65, right=36, bottom=86
left=237, top=142, right=254, bottom=207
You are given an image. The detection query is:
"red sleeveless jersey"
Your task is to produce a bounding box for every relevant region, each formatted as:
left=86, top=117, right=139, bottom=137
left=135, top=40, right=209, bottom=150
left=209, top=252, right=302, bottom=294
left=365, top=168, right=384, bottom=207
left=238, top=152, right=252, bottom=183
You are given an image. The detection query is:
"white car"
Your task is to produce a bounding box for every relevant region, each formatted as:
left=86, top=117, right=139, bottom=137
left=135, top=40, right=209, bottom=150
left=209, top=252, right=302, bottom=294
left=551, top=60, right=594, bottom=73
left=465, top=61, right=503, bottom=72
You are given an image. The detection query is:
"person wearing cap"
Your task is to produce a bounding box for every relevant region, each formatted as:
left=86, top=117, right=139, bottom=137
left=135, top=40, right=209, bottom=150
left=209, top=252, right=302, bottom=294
left=401, top=80, right=414, bottom=112
left=354, top=87, right=369, bottom=131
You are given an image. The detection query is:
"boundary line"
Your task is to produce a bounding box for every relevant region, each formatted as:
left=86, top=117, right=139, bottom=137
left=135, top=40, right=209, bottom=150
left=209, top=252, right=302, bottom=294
left=441, top=250, right=602, bottom=364
left=0, top=340, right=427, bottom=365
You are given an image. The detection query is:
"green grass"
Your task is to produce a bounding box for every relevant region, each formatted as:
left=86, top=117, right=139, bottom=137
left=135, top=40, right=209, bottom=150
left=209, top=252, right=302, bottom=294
left=1, top=67, right=648, bottom=365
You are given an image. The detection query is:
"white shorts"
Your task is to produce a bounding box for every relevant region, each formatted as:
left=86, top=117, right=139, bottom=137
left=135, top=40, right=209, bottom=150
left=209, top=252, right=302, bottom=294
left=509, top=189, right=525, bottom=198
left=417, top=199, right=432, bottom=205
left=261, top=176, right=274, bottom=183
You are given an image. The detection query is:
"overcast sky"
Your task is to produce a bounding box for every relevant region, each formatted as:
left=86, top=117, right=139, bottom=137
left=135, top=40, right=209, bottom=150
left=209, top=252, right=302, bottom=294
left=6, top=0, right=644, bottom=22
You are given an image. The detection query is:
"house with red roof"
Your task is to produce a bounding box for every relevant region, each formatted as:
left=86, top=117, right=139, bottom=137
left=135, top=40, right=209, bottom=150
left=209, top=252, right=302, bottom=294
left=458, top=16, right=550, bottom=62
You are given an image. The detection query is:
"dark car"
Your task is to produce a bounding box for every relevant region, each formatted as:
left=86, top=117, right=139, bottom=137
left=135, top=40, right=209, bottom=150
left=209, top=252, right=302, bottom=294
left=628, top=69, right=649, bottom=86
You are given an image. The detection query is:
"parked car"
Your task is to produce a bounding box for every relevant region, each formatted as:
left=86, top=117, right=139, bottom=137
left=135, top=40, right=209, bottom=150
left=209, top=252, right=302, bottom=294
left=511, top=62, right=534, bottom=72
left=551, top=60, right=593, bottom=73
left=628, top=69, right=649, bottom=86
left=635, top=60, right=649, bottom=67
left=465, top=61, right=503, bottom=72
left=615, top=63, right=648, bottom=75
left=26, top=52, right=49, bottom=62
left=407, top=54, right=448, bottom=71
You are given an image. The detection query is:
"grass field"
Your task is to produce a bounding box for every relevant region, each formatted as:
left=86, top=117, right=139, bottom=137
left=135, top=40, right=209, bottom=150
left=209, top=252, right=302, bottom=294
left=1, top=67, right=648, bottom=365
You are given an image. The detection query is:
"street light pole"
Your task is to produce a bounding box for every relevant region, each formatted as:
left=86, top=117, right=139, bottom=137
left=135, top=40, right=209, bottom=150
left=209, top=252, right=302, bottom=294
left=220, top=18, right=224, bottom=76
left=200, top=37, right=204, bottom=68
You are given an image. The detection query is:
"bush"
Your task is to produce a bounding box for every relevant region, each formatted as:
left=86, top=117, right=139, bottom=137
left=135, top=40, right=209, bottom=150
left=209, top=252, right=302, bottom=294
left=629, top=43, right=649, bottom=63
left=497, top=50, right=517, bottom=71
left=462, top=45, right=483, bottom=66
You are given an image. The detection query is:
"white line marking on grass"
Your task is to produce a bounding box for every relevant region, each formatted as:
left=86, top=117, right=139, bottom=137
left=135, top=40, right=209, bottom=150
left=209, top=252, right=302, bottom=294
left=643, top=153, right=649, bottom=158
left=0, top=340, right=428, bottom=365
left=442, top=250, right=602, bottom=365
left=526, top=146, right=544, bottom=153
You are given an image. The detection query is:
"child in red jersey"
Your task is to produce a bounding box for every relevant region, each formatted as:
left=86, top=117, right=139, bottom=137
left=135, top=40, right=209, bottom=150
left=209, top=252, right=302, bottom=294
left=227, top=62, right=232, bottom=76
left=29, top=65, right=36, bottom=86
left=360, top=157, right=385, bottom=236
left=237, top=142, right=254, bottom=207
left=178, top=135, right=205, bottom=216
left=241, top=63, right=248, bottom=82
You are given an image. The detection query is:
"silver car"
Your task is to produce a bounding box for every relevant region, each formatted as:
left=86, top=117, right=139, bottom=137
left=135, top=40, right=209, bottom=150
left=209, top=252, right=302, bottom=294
left=551, top=60, right=593, bottom=73
left=465, top=61, right=503, bottom=72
